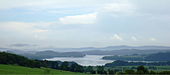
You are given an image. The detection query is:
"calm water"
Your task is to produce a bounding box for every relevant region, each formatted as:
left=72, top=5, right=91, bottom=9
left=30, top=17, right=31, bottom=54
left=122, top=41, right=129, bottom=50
left=46, top=55, right=114, bottom=66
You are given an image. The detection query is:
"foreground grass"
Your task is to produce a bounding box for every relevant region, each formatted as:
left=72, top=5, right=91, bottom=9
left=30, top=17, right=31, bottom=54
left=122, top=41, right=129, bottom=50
left=0, top=64, right=91, bottom=75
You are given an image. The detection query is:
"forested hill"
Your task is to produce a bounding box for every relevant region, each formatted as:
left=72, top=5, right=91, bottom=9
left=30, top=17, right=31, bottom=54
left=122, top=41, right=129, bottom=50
left=145, top=52, right=170, bottom=61
left=7, top=50, right=86, bottom=60
left=103, top=52, right=170, bottom=61
left=105, top=60, right=170, bottom=67
left=0, top=52, right=41, bottom=68
left=0, top=52, right=84, bottom=72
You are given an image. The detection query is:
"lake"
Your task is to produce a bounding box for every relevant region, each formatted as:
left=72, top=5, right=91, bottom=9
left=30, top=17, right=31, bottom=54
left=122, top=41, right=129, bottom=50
left=46, top=55, right=114, bottom=66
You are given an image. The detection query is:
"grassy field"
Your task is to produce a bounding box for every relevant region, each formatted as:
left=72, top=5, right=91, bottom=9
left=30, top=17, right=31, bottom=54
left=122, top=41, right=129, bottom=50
left=0, top=64, right=91, bottom=75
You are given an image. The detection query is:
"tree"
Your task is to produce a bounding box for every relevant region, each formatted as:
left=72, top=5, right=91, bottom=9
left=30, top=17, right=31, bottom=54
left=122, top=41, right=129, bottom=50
left=96, top=66, right=107, bottom=74
left=150, top=70, right=157, bottom=74
left=84, top=66, right=93, bottom=73
left=70, top=63, right=84, bottom=72
left=136, top=66, right=149, bottom=74
left=125, top=69, right=135, bottom=74
left=108, top=69, right=116, bottom=75
left=159, top=71, right=170, bottom=74
left=60, top=61, right=69, bottom=71
left=50, top=61, right=59, bottom=69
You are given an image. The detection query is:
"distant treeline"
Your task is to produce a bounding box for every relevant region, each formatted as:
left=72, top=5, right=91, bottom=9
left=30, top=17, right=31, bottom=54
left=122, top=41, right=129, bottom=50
left=7, top=50, right=86, bottom=60
left=105, top=60, right=170, bottom=67
left=103, top=52, right=170, bottom=61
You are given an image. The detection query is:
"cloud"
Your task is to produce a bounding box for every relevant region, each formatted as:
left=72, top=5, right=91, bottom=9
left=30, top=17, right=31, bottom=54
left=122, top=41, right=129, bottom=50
left=0, top=22, right=52, bottom=32
left=0, top=21, right=53, bottom=42
left=0, top=0, right=170, bottom=47
left=59, top=13, right=97, bottom=24
left=0, top=0, right=111, bottom=10
left=0, top=22, right=36, bottom=31
left=150, top=38, right=157, bottom=41
left=131, top=36, right=137, bottom=41
left=11, top=44, right=37, bottom=47
left=33, top=29, right=49, bottom=33
left=101, top=2, right=136, bottom=14
left=111, top=34, right=123, bottom=41
left=57, top=1, right=134, bottom=25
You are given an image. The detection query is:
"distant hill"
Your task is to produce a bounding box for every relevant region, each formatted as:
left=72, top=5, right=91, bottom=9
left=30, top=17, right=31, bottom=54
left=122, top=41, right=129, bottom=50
left=1, top=45, right=170, bottom=59
left=102, top=45, right=170, bottom=50
left=41, top=45, right=170, bottom=52
left=103, top=52, right=170, bottom=61
left=145, top=52, right=170, bottom=61
left=7, top=50, right=86, bottom=60
left=83, top=49, right=170, bottom=55
left=9, top=49, right=170, bottom=60
left=105, top=60, right=170, bottom=67
left=2, top=45, right=170, bottom=52
left=103, top=55, right=144, bottom=61
left=26, top=51, right=85, bottom=59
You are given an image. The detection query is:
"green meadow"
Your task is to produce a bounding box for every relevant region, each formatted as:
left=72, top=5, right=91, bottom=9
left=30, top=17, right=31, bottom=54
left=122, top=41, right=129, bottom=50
left=0, top=64, right=91, bottom=75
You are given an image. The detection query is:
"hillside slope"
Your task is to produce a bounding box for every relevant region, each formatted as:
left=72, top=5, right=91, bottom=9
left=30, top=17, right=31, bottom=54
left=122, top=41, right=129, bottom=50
left=0, top=64, right=90, bottom=75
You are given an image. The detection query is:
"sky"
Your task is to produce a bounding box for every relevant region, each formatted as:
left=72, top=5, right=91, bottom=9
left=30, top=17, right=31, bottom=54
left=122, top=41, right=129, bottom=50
left=0, top=0, right=170, bottom=49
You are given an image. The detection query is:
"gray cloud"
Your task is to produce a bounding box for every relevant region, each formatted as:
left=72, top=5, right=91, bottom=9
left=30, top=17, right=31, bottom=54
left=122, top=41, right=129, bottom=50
left=11, top=44, right=37, bottom=47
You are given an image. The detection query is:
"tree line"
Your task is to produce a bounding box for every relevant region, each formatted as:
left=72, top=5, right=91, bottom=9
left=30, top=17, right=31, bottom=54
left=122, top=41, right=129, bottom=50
left=119, top=66, right=170, bottom=74
left=105, top=60, right=170, bottom=67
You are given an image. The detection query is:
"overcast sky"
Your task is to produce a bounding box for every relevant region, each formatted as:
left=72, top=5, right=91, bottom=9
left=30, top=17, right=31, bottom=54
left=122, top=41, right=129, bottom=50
left=0, top=0, right=170, bottom=49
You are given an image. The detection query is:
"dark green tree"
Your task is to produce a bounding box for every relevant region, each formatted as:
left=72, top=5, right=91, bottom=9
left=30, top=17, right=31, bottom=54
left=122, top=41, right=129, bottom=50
left=60, top=61, right=69, bottom=71
left=124, top=69, right=135, bottom=74
left=108, top=69, right=116, bottom=75
left=150, top=70, right=157, bottom=74
left=70, top=63, right=84, bottom=72
left=84, top=66, right=93, bottom=73
left=96, top=66, right=107, bottom=74
left=159, top=71, right=170, bottom=74
left=136, top=66, right=149, bottom=74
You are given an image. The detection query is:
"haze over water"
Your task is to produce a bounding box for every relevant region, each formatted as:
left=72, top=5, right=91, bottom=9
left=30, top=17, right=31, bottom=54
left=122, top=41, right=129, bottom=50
left=46, top=55, right=113, bottom=66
